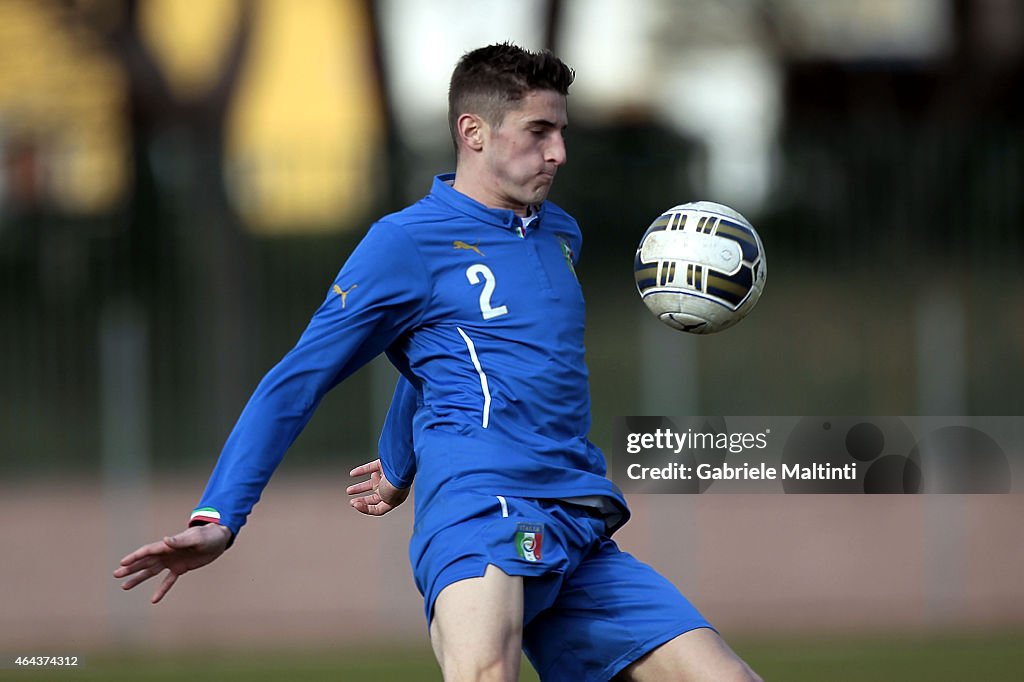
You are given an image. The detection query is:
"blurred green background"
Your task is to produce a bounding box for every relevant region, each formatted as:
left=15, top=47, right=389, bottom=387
left=3, top=0, right=1023, bottom=478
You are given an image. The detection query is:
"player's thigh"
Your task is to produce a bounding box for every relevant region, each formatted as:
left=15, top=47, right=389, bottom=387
left=522, top=539, right=712, bottom=681
left=430, top=564, right=525, bottom=680
left=617, top=627, right=762, bottom=682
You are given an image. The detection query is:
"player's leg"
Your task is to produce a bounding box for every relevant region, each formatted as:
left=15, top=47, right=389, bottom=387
left=522, top=526, right=761, bottom=682
left=616, top=627, right=762, bottom=682
left=429, top=564, right=524, bottom=682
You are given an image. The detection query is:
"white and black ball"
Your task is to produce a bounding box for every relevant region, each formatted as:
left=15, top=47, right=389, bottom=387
left=634, top=201, right=766, bottom=333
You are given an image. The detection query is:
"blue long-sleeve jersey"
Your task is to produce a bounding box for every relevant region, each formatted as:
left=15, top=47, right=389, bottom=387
left=190, top=175, right=629, bottom=537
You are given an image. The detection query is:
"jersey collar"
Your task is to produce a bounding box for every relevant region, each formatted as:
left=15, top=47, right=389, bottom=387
left=431, top=173, right=545, bottom=231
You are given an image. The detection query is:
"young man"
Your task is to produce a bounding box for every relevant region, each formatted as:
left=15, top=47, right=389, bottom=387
left=113, top=44, right=761, bottom=682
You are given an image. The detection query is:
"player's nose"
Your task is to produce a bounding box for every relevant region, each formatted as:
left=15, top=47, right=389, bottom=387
left=547, top=133, right=567, bottom=166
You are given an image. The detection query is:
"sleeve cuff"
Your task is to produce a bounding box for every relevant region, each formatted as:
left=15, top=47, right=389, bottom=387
left=189, top=508, right=236, bottom=548
left=379, top=458, right=413, bottom=490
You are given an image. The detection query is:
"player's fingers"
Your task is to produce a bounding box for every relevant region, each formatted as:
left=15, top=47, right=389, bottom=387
left=120, top=564, right=164, bottom=591
left=349, top=494, right=381, bottom=515
left=349, top=460, right=381, bottom=477
left=346, top=479, right=376, bottom=496
left=151, top=571, right=179, bottom=604
left=163, top=527, right=206, bottom=549
left=168, top=529, right=225, bottom=555
left=367, top=500, right=393, bottom=516
left=114, top=554, right=163, bottom=578
left=356, top=495, right=391, bottom=516
left=118, top=539, right=174, bottom=566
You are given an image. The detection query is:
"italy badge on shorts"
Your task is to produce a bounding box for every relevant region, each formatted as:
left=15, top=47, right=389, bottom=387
left=515, top=523, right=544, bottom=562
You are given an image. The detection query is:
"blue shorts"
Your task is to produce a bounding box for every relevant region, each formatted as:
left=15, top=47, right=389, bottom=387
left=409, top=492, right=714, bottom=681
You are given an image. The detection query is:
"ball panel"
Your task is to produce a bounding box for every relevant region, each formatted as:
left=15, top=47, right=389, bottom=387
left=660, top=312, right=712, bottom=334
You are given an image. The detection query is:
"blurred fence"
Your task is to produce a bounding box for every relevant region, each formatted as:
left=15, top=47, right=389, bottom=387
left=2, top=120, right=1024, bottom=478
left=2, top=475, right=1022, bottom=651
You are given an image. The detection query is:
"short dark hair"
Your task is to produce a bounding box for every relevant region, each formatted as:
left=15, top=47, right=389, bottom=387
left=448, top=42, right=575, bottom=153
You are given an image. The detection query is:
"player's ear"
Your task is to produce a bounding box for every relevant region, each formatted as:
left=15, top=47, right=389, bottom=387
left=457, top=113, right=486, bottom=152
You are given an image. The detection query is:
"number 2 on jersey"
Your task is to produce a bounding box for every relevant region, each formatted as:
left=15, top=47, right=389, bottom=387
left=466, top=264, right=508, bottom=320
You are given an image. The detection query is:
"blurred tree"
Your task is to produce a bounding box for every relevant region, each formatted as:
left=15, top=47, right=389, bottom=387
left=58, top=0, right=258, bottom=440
left=361, top=0, right=402, bottom=212
left=543, top=0, right=563, bottom=52
left=773, top=0, right=1024, bottom=265
left=361, top=0, right=564, bottom=210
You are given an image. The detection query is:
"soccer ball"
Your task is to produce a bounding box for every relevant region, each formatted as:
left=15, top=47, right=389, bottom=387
left=634, top=201, right=766, bottom=333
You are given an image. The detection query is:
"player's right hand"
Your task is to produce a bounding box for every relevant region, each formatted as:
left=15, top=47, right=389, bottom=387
left=112, top=523, right=233, bottom=604
left=347, top=458, right=410, bottom=516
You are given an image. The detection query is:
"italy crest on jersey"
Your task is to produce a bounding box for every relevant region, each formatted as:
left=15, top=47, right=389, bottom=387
left=515, top=522, right=544, bottom=562
left=558, top=238, right=577, bottom=280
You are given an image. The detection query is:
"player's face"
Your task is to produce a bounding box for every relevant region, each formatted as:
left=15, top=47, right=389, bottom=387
left=482, top=89, right=568, bottom=211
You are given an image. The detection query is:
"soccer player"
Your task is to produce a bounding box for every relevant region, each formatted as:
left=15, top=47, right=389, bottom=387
left=113, top=43, right=761, bottom=682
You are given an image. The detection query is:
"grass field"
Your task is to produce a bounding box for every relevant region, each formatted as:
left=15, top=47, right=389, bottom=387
left=5, top=633, right=1023, bottom=681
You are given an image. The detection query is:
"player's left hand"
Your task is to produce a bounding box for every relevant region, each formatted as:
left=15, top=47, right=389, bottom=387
left=347, top=458, right=409, bottom=516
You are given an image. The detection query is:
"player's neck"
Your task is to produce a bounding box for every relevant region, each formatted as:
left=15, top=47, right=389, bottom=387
left=451, top=172, right=530, bottom=217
